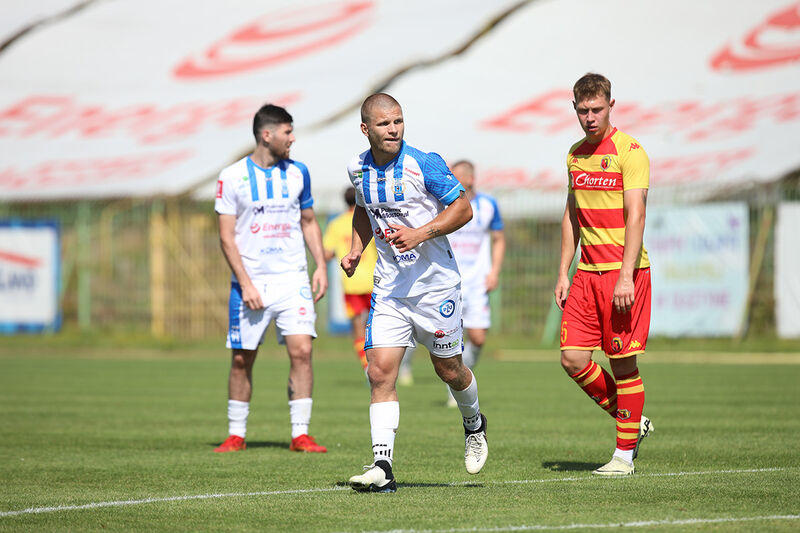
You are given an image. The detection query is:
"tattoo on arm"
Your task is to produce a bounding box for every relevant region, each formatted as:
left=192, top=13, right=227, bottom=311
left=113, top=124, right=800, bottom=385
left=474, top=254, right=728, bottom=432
left=426, top=226, right=441, bottom=238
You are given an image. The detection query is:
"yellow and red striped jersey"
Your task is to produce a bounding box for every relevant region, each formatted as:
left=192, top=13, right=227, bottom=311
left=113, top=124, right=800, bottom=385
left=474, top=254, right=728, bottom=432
left=567, top=128, right=650, bottom=272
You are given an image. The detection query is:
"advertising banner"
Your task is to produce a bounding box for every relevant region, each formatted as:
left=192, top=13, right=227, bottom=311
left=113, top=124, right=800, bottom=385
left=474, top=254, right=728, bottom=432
left=775, top=203, right=800, bottom=338
left=0, top=220, right=61, bottom=333
left=648, top=204, right=749, bottom=337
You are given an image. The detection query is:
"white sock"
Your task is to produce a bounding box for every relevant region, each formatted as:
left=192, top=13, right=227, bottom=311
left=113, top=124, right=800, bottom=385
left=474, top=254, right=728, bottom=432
left=289, top=398, right=312, bottom=439
left=449, top=370, right=481, bottom=430
left=370, top=401, right=399, bottom=465
left=613, top=448, right=634, bottom=464
left=228, top=400, right=249, bottom=438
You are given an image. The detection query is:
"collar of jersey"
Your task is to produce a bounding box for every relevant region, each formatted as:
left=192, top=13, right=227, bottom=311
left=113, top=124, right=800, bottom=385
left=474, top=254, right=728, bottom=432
left=366, top=141, right=405, bottom=171
left=247, top=156, right=286, bottom=172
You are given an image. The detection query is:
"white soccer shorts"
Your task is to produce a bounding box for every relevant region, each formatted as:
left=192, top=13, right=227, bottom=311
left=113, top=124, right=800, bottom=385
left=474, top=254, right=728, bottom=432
left=461, top=284, right=491, bottom=330
left=226, top=279, right=317, bottom=350
left=365, top=285, right=463, bottom=358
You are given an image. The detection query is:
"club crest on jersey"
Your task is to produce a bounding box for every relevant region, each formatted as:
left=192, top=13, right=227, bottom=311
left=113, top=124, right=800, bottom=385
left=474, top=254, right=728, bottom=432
left=439, top=299, right=455, bottom=318
left=601, top=155, right=612, bottom=170
left=300, top=287, right=312, bottom=299
left=393, top=181, right=405, bottom=195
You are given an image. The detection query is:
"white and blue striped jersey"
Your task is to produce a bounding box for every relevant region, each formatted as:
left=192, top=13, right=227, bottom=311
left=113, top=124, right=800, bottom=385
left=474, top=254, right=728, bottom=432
left=448, top=193, right=504, bottom=291
left=347, top=141, right=465, bottom=298
left=215, top=156, right=313, bottom=282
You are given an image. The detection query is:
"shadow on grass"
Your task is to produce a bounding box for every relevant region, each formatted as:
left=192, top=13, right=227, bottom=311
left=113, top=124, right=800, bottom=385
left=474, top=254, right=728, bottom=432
left=207, top=441, right=289, bottom=450
left=334, top=481, right=484, bottom=489
left=541, top=460, right=598, bottom=472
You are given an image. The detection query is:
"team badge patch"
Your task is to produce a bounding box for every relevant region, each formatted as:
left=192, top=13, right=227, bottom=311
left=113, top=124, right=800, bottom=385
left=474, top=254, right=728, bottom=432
left=439, top=299, right=455, bottom=318
left=617, top=408, right=631, bottom=420
left=393, top=181, right=405, bottom=195
left=611, top=337, right=623, bottom=353
left=601, top=155, right=612, bottom=170
left=300, top=287, right=312, bottom=299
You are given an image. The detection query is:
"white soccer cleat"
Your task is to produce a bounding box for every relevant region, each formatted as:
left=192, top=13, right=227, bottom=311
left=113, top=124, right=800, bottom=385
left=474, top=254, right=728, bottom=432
left=592, top=456, right=635, bottom=476
left=464, top=414, right=488, bottom=475
left=633, top=415, right=654, bottom=460
left=348, top=460, right=396, bottom=493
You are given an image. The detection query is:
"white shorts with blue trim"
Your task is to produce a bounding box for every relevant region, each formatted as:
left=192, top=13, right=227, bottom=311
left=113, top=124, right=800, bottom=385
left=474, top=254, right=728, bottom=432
left=365, top=285, right=463, bottom=358
left=226, top=279, right=317, bottom=350
left=461, top=284, right=491, bottom=330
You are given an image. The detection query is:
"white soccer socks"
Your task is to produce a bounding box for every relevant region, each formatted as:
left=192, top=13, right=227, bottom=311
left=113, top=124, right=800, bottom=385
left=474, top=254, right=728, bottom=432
left=449, top=370, right=481, bottom=430
left=227, top=399, right=249, bottom=438
left=288, top=398, right=313, bottom=439
left=370, top=401, right=399, bottom=465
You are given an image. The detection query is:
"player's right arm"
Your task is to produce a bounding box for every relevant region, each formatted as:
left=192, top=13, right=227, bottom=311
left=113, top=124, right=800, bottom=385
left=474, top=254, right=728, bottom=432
left=341, top=204, right=373, bottom=278
left=554, top=193, right=579, bottom=310
left=218, top=214, right=264, bottom=310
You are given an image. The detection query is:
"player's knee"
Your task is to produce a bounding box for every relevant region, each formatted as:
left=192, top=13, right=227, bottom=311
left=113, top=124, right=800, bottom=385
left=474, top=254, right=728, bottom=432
left=231, top=350, right=256, bottom=370
left=432, top=357, right=462, bottom=384
left=366, top=360, right=393, bottom=386
left=288, top=344, right=312, bottom=364
left=560, top=351, right=586, bottom=375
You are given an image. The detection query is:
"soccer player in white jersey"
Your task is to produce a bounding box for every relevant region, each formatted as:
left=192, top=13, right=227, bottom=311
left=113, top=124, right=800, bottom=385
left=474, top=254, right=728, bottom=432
left=213, top=104, right=328, bottom=454
left=444, top=161, right=505, bottom=404
left=342, top=94, right=489, bottom=493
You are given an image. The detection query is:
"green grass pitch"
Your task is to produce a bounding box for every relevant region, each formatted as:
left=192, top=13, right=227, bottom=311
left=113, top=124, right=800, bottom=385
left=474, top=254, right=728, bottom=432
left=1, top=339, right=799, bottom=531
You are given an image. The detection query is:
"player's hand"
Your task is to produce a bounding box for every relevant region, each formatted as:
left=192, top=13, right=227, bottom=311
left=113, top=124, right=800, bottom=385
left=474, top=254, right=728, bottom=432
left=386, top=224, right=423, bottom=252
left=612, top=276, right=635, bottom=314
left=485, top=271, right=500, bottom=292
left=340, top=251, right=362, bottom=278
left=311, top=266, right=327, bottom=303
left=554, top=276, right=571, bottom=311
left=241, top=282, right=265, bottom=310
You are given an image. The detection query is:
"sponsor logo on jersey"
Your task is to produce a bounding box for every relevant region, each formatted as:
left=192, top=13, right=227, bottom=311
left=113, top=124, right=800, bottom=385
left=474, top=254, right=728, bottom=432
left=216, top=180, right=223, bottom=198
left=299, top=307, right=307, bottom=316
left=601, top=155, right=612, bottom=169
left=572, top=172, right=619, bottom=190
left=433, top=339, right=459, bottom=350
left=403, top=167, right=420, bottom=177
left=252, top=205, right=290, bottom=215
left=611, top=336, right=623, bottom=353
left=616, top=408, right=631, bottom=420
left=434, top=330, right=445, bottom=338
left=393, top=252, right=417, bottom=263
left=370, top=207, right=409, bottom=219
left=259, top=247, right=284, bottom=255
left=300, top=286, right=312, bottom=299
left=439, top=299, right=456, bottom=318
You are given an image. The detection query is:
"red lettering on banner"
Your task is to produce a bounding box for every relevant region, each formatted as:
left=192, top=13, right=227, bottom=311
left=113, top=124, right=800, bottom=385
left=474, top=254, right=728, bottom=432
left=711, top=2, right=800, bottom=71
left=0, top=93, right=300, bottom=145
left=0, top=150, right=192, bottom=190
left=481, top=90, right=800, bottom=142
left=174, top=1, right=373, bottom=79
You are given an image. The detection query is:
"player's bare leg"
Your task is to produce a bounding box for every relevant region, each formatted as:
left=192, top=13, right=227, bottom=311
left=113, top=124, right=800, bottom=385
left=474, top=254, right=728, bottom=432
left=284, top=334, right=326, bottom=452
left=215, top=348, right=257, bottom=452
left=432, top=354, right=488, bottom=474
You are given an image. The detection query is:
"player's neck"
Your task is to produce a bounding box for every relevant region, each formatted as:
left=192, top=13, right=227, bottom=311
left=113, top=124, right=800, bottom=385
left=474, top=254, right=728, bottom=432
left=585, top=124, right=615, bottom=145
left=370, top=147, right=400, bottom=167
left=250, top=146, right=279, bottom=168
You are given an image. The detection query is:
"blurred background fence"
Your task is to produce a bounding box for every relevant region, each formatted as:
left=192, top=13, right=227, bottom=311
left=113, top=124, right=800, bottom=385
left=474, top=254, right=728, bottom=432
left=3, top=172, right=798, bottom=342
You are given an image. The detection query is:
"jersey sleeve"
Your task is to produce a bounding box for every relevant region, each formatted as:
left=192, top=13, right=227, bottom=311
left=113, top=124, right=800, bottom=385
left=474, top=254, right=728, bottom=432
left=487, top=196, right=504, bottom=231
left=620, top=142, right=649, bottom=190
left=423, top=152, right=465, bottom=205
left=295, top=161, right=314, bottom=209
left=214, top=170, right=238, bottom=215
left=566, top=150, right=575, bottom=195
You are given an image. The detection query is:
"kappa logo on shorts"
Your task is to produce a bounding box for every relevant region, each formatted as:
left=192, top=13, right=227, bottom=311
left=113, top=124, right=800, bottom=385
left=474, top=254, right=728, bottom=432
left=439, top=299, right=455, bottom=318
left=300, top=287, right=312, bottom=299
left=611, top=337, right=623, bottom=354
left=617, top=409, right=631, bottom=420
left=629, top=340, right=642, bottom=349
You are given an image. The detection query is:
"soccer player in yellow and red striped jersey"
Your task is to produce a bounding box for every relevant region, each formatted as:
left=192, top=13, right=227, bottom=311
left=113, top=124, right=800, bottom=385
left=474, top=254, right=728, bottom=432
left=554, top=73, right=654, bottom=476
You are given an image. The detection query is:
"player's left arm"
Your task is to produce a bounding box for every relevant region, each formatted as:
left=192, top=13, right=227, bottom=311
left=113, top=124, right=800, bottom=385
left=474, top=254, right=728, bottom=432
left=613, top=141, right=649, bottom=314
left=486, top=229, right=506, bottom=292
left=300, top=207, right=328, bottom=302
left=387, top=153, right=472, bottom=252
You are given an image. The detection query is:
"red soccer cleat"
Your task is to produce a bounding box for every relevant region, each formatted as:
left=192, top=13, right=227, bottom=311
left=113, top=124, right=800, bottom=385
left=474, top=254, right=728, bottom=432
left=214, top=435, right=246, bottom=453
left=289, top=434, right=327, bottom=453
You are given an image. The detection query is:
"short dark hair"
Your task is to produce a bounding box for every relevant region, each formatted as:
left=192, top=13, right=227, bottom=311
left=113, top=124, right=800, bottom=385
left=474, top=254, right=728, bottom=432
left=253, top=104, right=293, bottom=141
left=573, top=73, right=611, bottom=103
left=344, top=187, right=356, bottom=207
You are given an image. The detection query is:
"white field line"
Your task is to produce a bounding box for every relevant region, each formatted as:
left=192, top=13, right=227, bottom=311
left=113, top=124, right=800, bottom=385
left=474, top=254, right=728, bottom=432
left=357, top=514, right=800, bottom=533
left=0, top=467, right=792, bottom=518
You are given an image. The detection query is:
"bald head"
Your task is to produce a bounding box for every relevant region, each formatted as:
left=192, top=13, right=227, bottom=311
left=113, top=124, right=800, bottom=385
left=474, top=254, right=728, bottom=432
left=361, top=93, right=401, bottom=124
left=451, top=160, right=476, bottom=194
